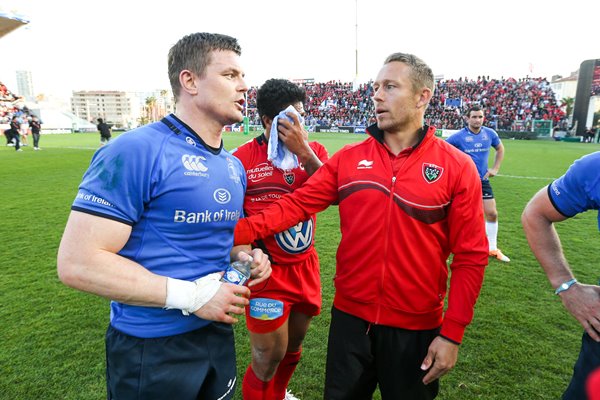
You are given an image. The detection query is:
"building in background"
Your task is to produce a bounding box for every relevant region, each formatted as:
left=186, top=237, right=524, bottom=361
left=16, top=70, right=34, bottom=101
left=550, top=71, right=578, bottom=101
left=70, top=89, right=173, bottom=130
left=71, top=90, right=140, bottom=130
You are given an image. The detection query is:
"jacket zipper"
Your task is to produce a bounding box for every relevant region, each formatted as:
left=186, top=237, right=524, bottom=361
left=375, top=173, right=397, bottom=324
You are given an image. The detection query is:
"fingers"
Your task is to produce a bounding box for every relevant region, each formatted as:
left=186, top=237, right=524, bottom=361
left=584, top=319, right=600, bottom=342
left=228, top=283, right=251, bottom=300
left=285, top=112, right=300, bottom=125
left=247, top=249, right=272, bottom=286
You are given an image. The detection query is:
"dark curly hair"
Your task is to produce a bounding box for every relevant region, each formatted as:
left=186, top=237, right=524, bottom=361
left=168, top=32, right=241, bottom=101
left=256, top=79, right=306, bottom=127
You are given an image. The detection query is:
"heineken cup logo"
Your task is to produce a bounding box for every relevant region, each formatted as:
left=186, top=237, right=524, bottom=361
left=422, top=163, right=444, bottom=184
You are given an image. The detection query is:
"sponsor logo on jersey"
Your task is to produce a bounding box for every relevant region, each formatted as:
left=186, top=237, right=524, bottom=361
left=474, top=142, right=483, bottom=148
left=422, top=163, right=444, bottom=184
left=247, top=162, right=274, bottom=182
left=357, top=159, right=374, bottom=169
left=274, top=219, right=313, bottom=253
left=283, top=171, right=295, bottom=185
left=185, top=136, right=196, bottom=147
left=227, top=157, right=241, bottom=184
left=249, top=298, right=284, bottom=320
left=465, top=136, right=473, bottom=142
left=75, top=191, right=114, bottom=207
left=173, top=208, right=241, bottom=223
left=181, top=154, right=209, bottom=177
left=551, top=181, right=561, bottom=196
left=214, top=188, right=231, bottom=204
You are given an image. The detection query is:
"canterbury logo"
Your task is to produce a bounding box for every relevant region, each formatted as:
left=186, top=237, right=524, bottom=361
left=357, top=159, right=374, bottom=169
left=182, top=155, right=208, bottom=172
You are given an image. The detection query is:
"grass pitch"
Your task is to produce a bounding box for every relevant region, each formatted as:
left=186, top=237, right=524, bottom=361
left=0, top=131, right=598, bottom=399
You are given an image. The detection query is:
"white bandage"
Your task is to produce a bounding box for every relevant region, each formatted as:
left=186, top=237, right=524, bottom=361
left=165, top=273, right=223, bottom=316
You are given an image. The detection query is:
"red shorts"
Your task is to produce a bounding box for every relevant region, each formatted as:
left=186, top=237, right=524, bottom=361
left=245, top=250, right=321, bottom=333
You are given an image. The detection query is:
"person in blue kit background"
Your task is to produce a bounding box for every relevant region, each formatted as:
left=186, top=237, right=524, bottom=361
left=522, top=151, right=600, bottom=400
left=446, top=105, right=510, bottom=263
left=57, top=32, right=271, bottom=400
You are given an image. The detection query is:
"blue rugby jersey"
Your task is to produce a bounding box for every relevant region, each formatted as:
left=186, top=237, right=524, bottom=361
left=549, top=151, right=600, bottom=230
left=71, top=114, right=246, bottom=338
left=446, top=126, right=501, bottom=180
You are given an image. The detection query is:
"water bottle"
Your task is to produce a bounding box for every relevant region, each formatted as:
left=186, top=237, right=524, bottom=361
left=221, top=256, right=253, bottom=286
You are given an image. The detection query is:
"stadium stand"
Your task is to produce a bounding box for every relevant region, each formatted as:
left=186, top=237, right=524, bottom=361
left=246, top=76, right=567, bottom=131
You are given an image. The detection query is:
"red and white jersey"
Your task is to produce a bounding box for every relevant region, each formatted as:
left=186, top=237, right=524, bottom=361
left=232, top=134, right=329, bottom=265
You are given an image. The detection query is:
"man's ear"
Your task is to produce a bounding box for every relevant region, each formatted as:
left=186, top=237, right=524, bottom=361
left=416, top=87, right=433, bottom=109
left=261, top=115, right=273, bottom=130
left=179, top=70, right=198, bottom=96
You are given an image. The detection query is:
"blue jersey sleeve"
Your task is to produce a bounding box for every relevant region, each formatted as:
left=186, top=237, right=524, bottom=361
left=72, top=132, right=158, bottom=225
left=445, top=131, right=461, bottom=149
left=549, top=152, right=600, bottom=219
left=490, top=129, right=501, bottom=148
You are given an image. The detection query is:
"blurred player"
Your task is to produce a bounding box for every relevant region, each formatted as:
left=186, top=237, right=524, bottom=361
left=447, top=105, right=510, bottom=262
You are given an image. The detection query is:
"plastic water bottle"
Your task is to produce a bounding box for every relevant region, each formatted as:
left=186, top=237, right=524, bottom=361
left=221, top=256, right=253, bottom=286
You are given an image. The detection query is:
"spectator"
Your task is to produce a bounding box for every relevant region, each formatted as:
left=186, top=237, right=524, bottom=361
left=97, top=118, right=112, bottom=145
left=30, top=115, right=42, bottom=150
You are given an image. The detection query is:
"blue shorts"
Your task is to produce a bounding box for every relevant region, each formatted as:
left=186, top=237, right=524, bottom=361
left=563, top=332, right=600, bottom=400
left=105, top=323, right=237, bottom=400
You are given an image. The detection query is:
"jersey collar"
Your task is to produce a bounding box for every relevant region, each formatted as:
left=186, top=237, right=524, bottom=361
left=161, top=114, right=223, bottom=155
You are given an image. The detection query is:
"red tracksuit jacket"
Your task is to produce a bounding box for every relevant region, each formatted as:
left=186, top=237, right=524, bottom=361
left=235, top=124, right=488, bottom=343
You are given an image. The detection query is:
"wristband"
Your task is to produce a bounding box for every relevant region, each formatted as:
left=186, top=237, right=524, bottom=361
left=165, top=273, right=222, bottom=315
left=555, top=278, right=577, bottom=295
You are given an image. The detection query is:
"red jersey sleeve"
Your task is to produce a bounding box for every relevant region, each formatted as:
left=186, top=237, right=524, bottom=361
left=441, top=157, right=488, bottom=343
left=234, top=151, right=339, bottom=245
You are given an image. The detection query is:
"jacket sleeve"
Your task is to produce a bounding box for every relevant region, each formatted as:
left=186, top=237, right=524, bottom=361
left=441, top=159, right=488, bottom=343
left=234, top=153, right=340, bottom=245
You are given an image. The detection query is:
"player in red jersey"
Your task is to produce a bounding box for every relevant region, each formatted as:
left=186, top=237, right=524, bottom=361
left=232, top=79, right=329, bottom=400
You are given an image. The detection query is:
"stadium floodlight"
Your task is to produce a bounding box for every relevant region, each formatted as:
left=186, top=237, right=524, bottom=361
left=0, top=11, right=29, bottom=39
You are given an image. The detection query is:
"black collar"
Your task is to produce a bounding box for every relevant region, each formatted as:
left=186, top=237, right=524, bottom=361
left=367, top=123, right=428, bottom=149
left=161, top=114, right=223, bottom=154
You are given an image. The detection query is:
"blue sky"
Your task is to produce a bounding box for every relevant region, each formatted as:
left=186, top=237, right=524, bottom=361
left=0, top=0, right=598, bottom=100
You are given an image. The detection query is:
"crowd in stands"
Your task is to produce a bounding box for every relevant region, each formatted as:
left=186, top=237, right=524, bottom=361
left=246, top=76, right=567, bottom=131
left=2, top=80, right=36, bottom=147
left=1, top=81, right=27, bottom=123
left=246, top=81, right=376, bottom=128
left=427, top=76, right=565, bottom=131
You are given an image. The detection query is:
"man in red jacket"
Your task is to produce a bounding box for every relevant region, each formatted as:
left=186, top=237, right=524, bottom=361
left=235, top=52, right=488, bottom=399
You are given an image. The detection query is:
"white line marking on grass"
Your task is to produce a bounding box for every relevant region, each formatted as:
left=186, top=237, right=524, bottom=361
left=497, top=174, right=554, bottom=180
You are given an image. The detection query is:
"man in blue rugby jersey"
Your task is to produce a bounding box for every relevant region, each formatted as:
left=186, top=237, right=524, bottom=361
left=523, top=151, right=600, bottom=400
left=57, top=32, right=271, bottom=400
left=447, top=105, right=510, bottom=262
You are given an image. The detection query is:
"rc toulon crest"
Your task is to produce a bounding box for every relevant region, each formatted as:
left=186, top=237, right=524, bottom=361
left=422, top=163, right=444, bottom=184
left=283, top=171, right=295, bottom=185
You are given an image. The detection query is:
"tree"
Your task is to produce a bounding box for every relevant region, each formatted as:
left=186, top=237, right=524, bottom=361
left=560, top=97, right=574, bottom=118
left=145, top=96, right=157, bottom=122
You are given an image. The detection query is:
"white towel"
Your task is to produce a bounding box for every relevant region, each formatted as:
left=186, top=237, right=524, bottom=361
left=268, top=105, right=304, bottom=170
